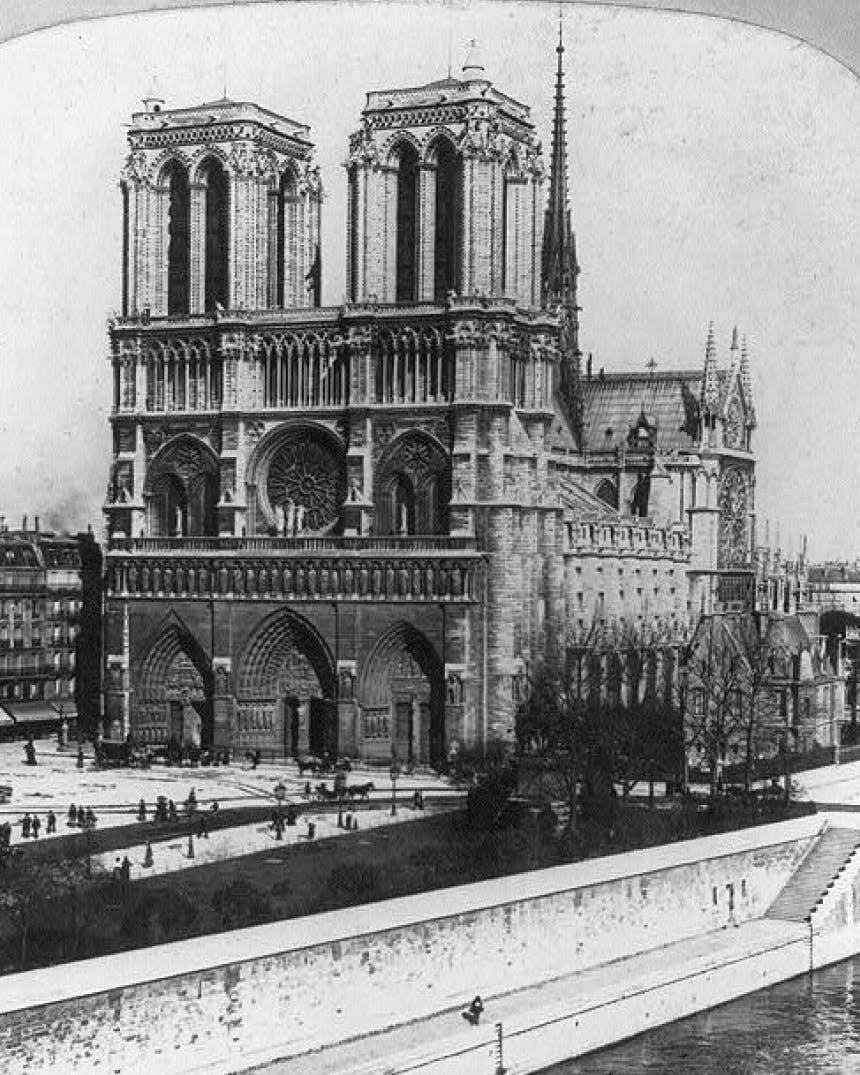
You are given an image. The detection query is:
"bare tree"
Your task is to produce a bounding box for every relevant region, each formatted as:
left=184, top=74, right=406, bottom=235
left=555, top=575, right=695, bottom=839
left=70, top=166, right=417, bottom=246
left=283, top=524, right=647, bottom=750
left=516, top=621, right=684, bottom=831
left=682, top=613, right=778, bottom=796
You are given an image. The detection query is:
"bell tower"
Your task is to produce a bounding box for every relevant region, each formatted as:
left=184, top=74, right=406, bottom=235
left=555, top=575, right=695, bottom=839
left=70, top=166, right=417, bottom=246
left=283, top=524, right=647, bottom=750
left=120, top=96, right=322, bottom=318
left=345, top=59, right=545, bottom=308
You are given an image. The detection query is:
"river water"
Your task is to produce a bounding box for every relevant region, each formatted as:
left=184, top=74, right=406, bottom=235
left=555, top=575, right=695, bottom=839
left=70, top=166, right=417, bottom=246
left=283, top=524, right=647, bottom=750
left=543, top=957, right=860, bottom=1073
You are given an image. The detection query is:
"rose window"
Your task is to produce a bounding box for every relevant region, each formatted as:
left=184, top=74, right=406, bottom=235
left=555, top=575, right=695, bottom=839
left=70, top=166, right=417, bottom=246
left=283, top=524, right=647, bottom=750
left=265, top=437, right=344, bottom=533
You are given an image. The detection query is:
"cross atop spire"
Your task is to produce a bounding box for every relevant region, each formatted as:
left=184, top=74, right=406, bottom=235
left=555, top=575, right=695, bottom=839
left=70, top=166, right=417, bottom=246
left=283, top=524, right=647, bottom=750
left=541, top=11, right=579, bottom=308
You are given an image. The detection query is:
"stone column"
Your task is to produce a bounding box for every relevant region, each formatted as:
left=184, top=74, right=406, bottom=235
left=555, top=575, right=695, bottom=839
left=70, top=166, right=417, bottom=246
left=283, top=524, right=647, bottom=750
left=212, top=660, right=233, bottom=749
left=297, top=699, right=310, bottom=754
left=152, top=181, right=169, bottom=316
left=417, top=163, right=436, bottom=301
left=189, top=181, right=206, bottom=314
left=267, top=187, right=279, bottom=307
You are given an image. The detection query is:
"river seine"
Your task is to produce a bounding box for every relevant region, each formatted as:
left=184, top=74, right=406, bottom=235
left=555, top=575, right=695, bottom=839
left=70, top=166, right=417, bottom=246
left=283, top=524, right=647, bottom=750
left=543, top=957, right=860, bottom=1073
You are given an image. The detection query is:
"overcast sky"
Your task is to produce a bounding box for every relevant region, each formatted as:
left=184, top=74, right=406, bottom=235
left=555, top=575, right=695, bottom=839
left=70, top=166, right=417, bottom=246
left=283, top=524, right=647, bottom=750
left=0, top=1, right=857, bottom=559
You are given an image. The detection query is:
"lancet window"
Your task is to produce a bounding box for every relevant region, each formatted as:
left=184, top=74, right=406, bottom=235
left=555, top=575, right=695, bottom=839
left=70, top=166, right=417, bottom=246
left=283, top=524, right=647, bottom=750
left=201, top=157, right=230, bottom=312
left=164, top=161, right=190, bottom=316
left=144, top=340, right=220, bottom=412
left=395, top=142, right=419, bottom=303
left=374, top=330, right=449, bottom=404
left=258, top=335, right=349, bottom=409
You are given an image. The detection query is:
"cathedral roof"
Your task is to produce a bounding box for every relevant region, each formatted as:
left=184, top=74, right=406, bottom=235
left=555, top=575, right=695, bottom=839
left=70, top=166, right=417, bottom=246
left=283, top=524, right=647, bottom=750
left=580, top=370, right=704, bottom=454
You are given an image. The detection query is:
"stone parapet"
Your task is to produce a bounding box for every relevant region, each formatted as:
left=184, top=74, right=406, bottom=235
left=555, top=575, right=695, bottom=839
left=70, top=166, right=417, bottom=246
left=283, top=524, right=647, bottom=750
left=566, top=519, right=690, bottom=562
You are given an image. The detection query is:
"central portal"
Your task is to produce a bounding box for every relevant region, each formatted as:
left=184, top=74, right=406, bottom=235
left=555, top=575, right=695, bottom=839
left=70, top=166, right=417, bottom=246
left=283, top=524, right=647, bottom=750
left=237, top=610, right=336, bottom=758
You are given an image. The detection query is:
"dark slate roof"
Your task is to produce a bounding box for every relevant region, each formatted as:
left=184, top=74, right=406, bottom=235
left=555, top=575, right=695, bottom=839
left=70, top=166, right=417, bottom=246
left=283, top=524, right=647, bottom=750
left=581, top=370, right=704, bottom=454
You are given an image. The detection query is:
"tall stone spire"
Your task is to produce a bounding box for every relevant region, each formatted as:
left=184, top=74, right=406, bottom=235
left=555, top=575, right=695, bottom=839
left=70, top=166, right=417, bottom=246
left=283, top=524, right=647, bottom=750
left=740, top=335, right=756, bottom=426
left=542, top=13, right=583, bottom=444
left=702, top=321, right=719, bottom=411
left=542, top=13, right=579, bottom=309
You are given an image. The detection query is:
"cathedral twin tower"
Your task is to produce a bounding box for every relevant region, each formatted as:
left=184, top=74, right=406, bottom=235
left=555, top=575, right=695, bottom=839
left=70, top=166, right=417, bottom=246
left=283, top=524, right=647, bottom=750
left=103, top=37, right=755, bottom=763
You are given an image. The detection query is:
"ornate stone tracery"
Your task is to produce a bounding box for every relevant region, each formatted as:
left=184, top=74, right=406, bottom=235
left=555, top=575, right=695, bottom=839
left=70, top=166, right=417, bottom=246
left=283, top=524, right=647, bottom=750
left=718, top=467, right=750, bottom=567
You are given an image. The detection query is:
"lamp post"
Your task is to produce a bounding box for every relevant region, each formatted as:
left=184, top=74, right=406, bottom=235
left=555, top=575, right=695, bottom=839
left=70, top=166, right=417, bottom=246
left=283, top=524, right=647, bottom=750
left=82, top=813, right=96, bottom=876
left=389, top=754, right=401, bottom=817
left=274, top=780, right=286, bottom=840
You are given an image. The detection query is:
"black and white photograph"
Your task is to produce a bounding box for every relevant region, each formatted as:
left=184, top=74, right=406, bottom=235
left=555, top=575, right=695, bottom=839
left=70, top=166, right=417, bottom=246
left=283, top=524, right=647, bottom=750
left=0, top=0, right=859, bottom=1071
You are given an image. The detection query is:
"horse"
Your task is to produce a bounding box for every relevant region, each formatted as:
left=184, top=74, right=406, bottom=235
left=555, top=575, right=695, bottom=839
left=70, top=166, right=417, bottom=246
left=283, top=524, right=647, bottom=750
left=297, top=755, right=322, bottom=776
left=346, top=781, right=375, bottom=801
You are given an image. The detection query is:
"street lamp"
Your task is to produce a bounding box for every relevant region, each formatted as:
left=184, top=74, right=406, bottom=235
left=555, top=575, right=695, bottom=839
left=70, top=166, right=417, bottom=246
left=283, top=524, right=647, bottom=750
left=82, top=813, right=96, bottom=876
left=274, top=780, right=287, bottom=840
left=389, top=754, right=401, bottom=816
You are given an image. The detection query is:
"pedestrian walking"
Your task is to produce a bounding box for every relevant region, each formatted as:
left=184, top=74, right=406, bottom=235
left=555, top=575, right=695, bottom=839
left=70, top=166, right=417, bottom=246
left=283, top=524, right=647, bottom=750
left=46, top=810, right=56, bottom=835
left=21, top=813, right=31, bottom=839
left=76, top=746, right=84, bottom=769
left=85, top=807, right=96, bottom=828
left=168, top=799, right=178, bottom=823
left=31, top=815, right=40, bottom=839
left=121, top=855, right=131, bottom=883
left=462, top=996, right=484, bottom=1026
left=143, top=841, right=153, bottom=868
left=68, top=803, right=77, bottom=827
left=77, top=806, right=86, bottom=828
left=137, top=798, right=146, bottom=822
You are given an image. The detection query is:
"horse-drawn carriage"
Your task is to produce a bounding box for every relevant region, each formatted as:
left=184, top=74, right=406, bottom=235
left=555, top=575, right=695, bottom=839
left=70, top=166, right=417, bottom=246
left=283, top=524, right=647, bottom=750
left=296, top=753, right=352, bottom=777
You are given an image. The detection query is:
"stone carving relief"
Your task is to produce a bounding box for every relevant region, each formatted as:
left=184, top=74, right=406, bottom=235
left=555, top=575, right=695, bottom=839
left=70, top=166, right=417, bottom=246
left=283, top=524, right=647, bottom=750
left=718, top=467, right=750, bottom=568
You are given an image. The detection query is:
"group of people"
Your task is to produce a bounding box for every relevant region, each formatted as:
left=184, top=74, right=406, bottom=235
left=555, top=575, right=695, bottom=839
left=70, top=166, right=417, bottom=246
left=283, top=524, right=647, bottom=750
left=112, top=855, right=132, bottom=883
left=19, top=809, right=59, bottom=839
left=66, top=804, right=97, bottom=830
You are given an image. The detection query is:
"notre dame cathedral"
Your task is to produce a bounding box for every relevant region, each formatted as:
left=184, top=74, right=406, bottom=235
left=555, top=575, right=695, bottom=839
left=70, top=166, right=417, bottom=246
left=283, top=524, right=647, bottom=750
left=102, top=29, right=757, bottom=765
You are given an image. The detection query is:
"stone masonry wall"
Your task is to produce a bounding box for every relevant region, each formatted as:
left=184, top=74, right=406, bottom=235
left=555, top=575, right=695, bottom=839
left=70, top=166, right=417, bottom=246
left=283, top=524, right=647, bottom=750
left=0, top=816, right=823, bottom=1075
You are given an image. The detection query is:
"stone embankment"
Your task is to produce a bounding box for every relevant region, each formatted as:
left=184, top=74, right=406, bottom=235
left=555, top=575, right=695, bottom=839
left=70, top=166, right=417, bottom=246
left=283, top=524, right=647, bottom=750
left=6, top=813, right=860, bottom=1073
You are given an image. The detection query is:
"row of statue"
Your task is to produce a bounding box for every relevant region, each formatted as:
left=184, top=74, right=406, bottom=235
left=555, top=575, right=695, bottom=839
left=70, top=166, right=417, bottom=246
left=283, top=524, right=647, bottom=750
left=274, top=499, right=308, bottom=537
left=114, top=560, right=473, bottom=600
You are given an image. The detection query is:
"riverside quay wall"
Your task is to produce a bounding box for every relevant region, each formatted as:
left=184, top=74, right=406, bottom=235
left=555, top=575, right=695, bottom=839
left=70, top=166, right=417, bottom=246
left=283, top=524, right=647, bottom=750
left=0, top=815, right=835, bottom=1074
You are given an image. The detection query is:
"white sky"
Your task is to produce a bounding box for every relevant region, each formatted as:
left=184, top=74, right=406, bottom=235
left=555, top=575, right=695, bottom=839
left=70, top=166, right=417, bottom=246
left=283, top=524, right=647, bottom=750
left=0, top=0, right=858, bottom=558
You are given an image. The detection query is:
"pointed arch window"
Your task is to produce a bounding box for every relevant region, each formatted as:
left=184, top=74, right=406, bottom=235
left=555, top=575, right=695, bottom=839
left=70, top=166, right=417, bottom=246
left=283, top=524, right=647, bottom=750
left=201, top=158, right=229, bottom=311
left=165, top=162, right=190, bottom=316
left=395, top=142, right=419, bottom=303
left=433, top=139, right=461, bottom=300
left=595, top=479, right=619, bottom=510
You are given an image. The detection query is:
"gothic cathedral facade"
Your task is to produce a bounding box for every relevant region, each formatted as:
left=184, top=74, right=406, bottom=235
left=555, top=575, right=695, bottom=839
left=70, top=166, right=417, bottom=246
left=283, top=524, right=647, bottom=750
left=103, top=35, right=757, bottom=764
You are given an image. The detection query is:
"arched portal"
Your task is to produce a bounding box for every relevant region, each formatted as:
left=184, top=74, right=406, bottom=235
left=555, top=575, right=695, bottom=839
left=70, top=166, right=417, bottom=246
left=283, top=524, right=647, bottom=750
left=395, top=141, right=419, bottom=303
left=135, top=623, right=213, bottom=747
left=201, top=157, right=229, bottom=311
left=375, top=431, right=450, bottom=535
left=164, top=161, right=190, bottom=315
left=358, top=621, right=445, bottom=767
left=433, top=138, right=461, bottom=300
left=145, top=437, right=219, bottom=537
left=237, top=611, right=336, bottom=757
